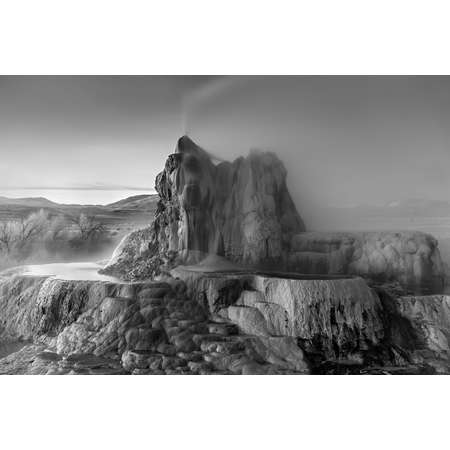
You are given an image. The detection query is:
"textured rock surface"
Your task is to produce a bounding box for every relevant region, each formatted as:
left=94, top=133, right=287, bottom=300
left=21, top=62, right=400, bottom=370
left=102, top=138, right=444, bottom=295
left=289, top=231, right=445, bottom=293
left=172, top=267, right=385, bottom=360
left=102, top=136, right=305, bottom=280
left=171, top=266, right=450, bottom=373
left=0, top=272, right=310, bottom=374
left=0, top=274, right=158, bottom=341
left=1, top=136, right=448, bottom=374
left=0, top=344, right=126, bottom=375
left=2, top=267, right=449, bottom=374
left=391, top=294, right=450, bottom=372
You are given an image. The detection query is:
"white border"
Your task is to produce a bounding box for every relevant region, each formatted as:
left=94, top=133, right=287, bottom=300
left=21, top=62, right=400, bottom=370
left=1, top=1, right=450, bottom=449
left=1, top=0, right=450, bottom=74
left=1, top=375, right=449, bottom=449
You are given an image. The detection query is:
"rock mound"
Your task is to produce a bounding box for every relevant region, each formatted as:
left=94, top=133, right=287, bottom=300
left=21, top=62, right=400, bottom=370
left=171, top=267, right=384, bottom=361
left=391, top=294, right=450, bottom=373
left=289, top=231, right=445, bottom=293
left=0, top=274, right=310, bottom=374
left=102, top=137, right=445, bottom=293
left=103, top=136, right=305, bottom=279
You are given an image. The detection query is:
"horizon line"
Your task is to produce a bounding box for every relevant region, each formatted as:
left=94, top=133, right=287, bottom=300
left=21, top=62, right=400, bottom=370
left=0, top=186, right=156, bottom=192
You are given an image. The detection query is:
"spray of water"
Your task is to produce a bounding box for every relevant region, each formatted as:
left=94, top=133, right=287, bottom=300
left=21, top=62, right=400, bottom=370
left=181, top=77, right=250, bottom=136
left=180, top=77, right=254, bottom=164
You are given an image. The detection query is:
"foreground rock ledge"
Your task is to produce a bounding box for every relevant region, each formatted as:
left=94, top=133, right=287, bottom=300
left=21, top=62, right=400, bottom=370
left=0, top=274, right=310, bottom=374
left=0, top=267, right=449, bottom=374
left=171, top=265, right=450, bottom=373
left=171, top=267, right=384, bottom=359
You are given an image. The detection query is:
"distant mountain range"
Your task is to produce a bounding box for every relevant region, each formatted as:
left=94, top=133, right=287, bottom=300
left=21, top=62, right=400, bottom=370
left=1, top=195, right=449, bottom=218
left=0, top=196, right=60, bottom=208
left=330, top=198, right=450, bottom=217
left=0, top=194, right=160, bottom=232
left=0, top=194, right=159, bottom=212
left=106, top=194, right=159, bottom=211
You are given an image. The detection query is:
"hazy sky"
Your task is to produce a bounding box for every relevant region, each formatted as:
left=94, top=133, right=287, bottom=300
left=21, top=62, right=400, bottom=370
left=0, top=76, right=212, bottom=202
left=1, top=76, right=449, bottom=208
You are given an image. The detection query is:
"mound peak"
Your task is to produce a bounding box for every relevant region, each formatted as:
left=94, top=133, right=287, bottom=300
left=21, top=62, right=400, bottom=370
left=103, top=137, right=305, bottom=279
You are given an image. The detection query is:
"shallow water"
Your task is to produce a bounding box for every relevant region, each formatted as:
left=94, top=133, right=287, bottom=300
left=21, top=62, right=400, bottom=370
left=20, top=262, right=119, bottom=282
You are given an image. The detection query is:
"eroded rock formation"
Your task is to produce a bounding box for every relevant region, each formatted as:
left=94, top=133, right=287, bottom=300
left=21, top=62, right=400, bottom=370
left=103, top=137, right=444, bottom=294
left=0, top=274, right=310, bottom=374
left=103, top=136, right=305, bottom=279
left=169, top=266, right=450, bottom=373
left=289, top=231, right=445, bottom=293
left=2, top=267, right=448, bottom=374
left=391, top=294, right=450, bottom=373
left=0, top=275, right=130, bottom=340
left=1, top=136, right=449, bottom=374
left=171, top=267, right=384, bottom=360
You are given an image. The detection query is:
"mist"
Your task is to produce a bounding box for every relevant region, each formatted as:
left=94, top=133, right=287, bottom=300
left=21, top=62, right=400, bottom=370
left=183, top=76, right=450, bottom=228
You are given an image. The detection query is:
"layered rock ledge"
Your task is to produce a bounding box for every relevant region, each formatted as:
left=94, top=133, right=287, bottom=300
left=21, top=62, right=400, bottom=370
left=0, top=273, right=311, bottom=374
left=289, top=231, right=445, bottom=293
left=1, top=266, right=448, bottom=374
left=171, top=267, right=385, bottom=361
left=169, top=265, right=450, bottom=373
left=390, top=294, right=450, bottom=373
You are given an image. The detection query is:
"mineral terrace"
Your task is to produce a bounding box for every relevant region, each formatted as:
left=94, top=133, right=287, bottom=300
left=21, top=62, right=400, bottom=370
left=0, top=136, right=448, bottom=374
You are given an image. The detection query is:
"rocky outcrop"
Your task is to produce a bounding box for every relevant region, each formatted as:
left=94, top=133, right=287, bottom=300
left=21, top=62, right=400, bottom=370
left=102, top=137, right=445, bottom=294
left=0, top=273, right=310, bottom=374
left=171, top=267, right=385, bottom=361
left=170, top=266, right=450, bottom=373
left=1, top=136, right=448, bottom=374
left=289, top=231, right=445, bottom=293
left=0, top=274, right=153, bottom=341
left=102, top=136, right=305, bottom=280
left=1, top=266, right=449, bottom=374
left=390, top=294, right=450, bottom=373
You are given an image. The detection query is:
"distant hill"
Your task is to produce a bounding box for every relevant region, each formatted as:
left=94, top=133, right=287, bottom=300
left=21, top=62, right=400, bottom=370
left=0, top=194, right=159, bottom=212
left=0, top=196, right=60, bottom=208
left=333, top=198, right=450, bottom=218
left=381, top=198, right=450, bottom=216
left=106, top=194, right=159, bottom=212
left=306, top=198, right=450, bottom=235
left=0, top=194, right=160, bottom=237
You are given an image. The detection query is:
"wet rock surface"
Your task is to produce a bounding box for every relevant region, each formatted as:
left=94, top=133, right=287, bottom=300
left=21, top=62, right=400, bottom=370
left=388, top=294, right=450, bottom=373
left=174, top=268, right=385, bottom=360
left=172, top=267, right=450, bottom=374
left=0, top=274, right=311, bottom=374
left=0, top=274, right=166, bottom=341
left=100, top=138, right=445, bottom=298
left=102, top=136, right=305, bottom=280
left=1, top=137, right=449, bottom=374
left=1, top=269, right=449, bottom=374
left=289, top=231, right=445, bottom=293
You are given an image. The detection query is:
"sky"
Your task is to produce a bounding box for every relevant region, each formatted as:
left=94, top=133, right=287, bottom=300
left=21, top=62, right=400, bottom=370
left=0, top=76, right=212, bottom=203
left=1, top=76, right=450, bottom=209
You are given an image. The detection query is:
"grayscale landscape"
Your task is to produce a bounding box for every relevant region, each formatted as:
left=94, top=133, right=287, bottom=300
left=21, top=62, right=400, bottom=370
left=1, top=76, right=450, bottom=375
left=0, top=194, right=158, bottom=269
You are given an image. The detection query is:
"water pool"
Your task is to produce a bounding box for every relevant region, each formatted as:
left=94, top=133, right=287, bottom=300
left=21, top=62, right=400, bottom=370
left=19, top=262, right=119, bottom=282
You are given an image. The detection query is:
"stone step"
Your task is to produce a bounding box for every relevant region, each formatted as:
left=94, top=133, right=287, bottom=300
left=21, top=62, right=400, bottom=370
left=207, top=322, right=239, bottom=336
